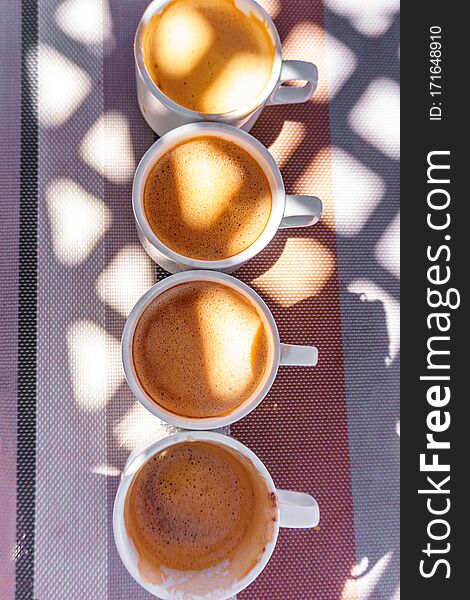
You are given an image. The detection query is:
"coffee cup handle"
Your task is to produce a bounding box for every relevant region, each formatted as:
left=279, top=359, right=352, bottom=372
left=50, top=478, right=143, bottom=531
left=280, top=195, right=323, bottom=229
left=277, top=489, right=320, bottom=528
left=268, top=60, right=318, bottom=105
left=280, top=343, right=318, bottom=366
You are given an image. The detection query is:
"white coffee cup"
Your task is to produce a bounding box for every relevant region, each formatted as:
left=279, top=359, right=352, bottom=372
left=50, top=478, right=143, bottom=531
left=133, top=122, right=323, bottom=274
left=134, top=0, right=318, bottom=136
left=114, top=430, right=320, bottom=599
left=122, top=270, right=318, bottom=430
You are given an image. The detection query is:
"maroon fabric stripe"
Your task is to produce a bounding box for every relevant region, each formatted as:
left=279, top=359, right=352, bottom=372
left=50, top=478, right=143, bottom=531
left=232, top=1, right=356, bottom=598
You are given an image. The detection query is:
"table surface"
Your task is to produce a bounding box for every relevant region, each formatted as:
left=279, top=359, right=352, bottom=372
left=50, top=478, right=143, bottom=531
left=0, top=1, right=400, bottom=598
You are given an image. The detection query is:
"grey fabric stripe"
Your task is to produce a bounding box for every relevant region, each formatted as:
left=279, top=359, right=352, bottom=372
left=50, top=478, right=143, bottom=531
left=102, top=1, right=162, bottom=596
left=324, top=7, right=400, bottom=598
left=0, top=1, right=22, bottom=599
left=34, top=1, right=107, bottom=598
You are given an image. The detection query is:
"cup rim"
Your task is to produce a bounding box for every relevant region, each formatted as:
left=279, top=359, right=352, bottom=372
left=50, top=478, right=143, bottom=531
left=113, top=430, right=281, bottom=599
left=134, top=0, right=283, bottom=121
left=132, top=121, right=286, bottom=270
left=121, top=270, right=281, bottom=429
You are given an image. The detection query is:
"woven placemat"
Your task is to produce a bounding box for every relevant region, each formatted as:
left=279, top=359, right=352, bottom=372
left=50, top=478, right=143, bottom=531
left=0, top=1, right=399, bottom=598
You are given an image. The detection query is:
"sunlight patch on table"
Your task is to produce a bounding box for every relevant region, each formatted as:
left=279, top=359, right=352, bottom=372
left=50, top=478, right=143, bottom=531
left=97, top=244, right=154, bottom=317
left=68, top=320, right=123, bottom=411
left=329, top=147, right=384, bottom=236
left=35, top=45, right=90, bottom=127
left=282, top=23, right=324, bottom=103
left=252, top=237, right=335, bottom=307
left=47, top=177, right=111, bottom=265
left=348, top=279, right=400, bottom=365
left=325, top=0, right=399, bottom=37
left=92, top=463, right=121, bottom=477
left=257, top=0, right=281, bottom=19
left=375, top=212, right=400, bottom=278
left=80, top=111, right=136, bottom=184
left=114, top=401, right=177, bottom=453
left=295, top=148, right=335, bottom=231
left=324, top=30, right=358, bottom=98
left=351, top=557, right=369, bottom=578
left=56, top=0, right=113, bottom=47
left=286, top=23, right=357, bottom=101
left=349, top=78, right=400, bottom=160
left=341, top=552, right=393, bottom=600
left=268, top=120, right=306, bottom=168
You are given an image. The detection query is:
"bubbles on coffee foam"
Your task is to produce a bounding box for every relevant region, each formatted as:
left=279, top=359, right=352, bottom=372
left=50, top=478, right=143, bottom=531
left=130, top=442, right=255, bottom=570
left=132, top=281, right=269, bottom=418
left=143, top=137, right=272, bottom=260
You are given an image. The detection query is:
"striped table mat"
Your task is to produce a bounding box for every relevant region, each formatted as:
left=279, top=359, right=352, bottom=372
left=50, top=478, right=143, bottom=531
left=0, top=0, right=400, bottom=598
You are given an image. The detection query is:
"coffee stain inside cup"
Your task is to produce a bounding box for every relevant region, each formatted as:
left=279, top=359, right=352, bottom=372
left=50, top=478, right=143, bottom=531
left=124, top=440, right=277, bottom=596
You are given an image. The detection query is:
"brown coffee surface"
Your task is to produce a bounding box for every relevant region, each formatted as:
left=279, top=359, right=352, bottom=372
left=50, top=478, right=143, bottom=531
left=124, top=440, right=277, bottom=581
left=142, top=0, right=275, bottom=114
left=132, top=281, right=269, bottom=418
left=143, top=136, right=272, bottom=261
